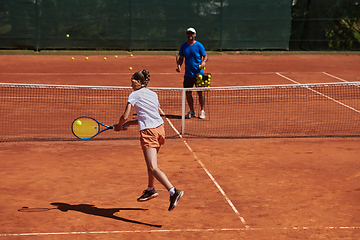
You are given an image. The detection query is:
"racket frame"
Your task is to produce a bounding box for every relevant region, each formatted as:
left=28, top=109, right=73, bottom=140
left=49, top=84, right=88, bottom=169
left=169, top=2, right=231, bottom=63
left=71, top=116, right=114, bottom=140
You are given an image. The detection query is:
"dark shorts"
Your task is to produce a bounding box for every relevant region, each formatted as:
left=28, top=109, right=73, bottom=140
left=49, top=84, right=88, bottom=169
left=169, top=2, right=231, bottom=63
left=183, top=76, right=197, bottom=88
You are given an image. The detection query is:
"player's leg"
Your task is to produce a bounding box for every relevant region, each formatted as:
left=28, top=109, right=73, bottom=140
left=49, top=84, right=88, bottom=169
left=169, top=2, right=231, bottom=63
left=186, top=91, right=194, bottom=112
left=137, top=147, right=168, bottom=202
left=143, top=147, right=173, bottom=191
left=184, top=76, right=197, bottom=118
left=143, top=148, right=184, bottom=211
left=145, top=147, right=158, bottom=188
left=197, top=91, right=204, bottom=110
left=138, top=126, right=183, bottom=210
left=197, top=91, right=206, bottom=119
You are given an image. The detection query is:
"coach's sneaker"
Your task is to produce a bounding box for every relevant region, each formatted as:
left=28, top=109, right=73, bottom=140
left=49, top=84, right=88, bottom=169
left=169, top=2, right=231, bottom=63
left=168, top=189, right=184, bottom=211
left=199, top=110, right=206, bottom=119
left=137, top=188, right=158, bottom=202
left=185, top=110, right=196, bottom=119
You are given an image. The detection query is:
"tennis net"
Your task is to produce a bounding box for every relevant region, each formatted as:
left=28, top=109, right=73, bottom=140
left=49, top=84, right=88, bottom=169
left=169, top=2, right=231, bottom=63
left=1, top=82, right=360, bottom=142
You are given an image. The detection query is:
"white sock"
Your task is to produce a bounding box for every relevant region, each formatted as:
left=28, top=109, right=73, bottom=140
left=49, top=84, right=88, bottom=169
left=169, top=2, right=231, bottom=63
left=147, top=186, right=154, bottom=191
left=169, top=187, right=175, bottom=196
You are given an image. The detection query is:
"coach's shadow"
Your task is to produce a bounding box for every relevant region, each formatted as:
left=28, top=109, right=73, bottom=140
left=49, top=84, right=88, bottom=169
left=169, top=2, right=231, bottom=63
left=50, top=202, right=162, bottom=228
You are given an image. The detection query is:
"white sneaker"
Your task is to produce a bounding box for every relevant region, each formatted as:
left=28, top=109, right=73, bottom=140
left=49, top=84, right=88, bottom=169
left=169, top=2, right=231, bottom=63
left=199, top=110, right=206, bottom=119
left=185, top=110, right=196, bottom=119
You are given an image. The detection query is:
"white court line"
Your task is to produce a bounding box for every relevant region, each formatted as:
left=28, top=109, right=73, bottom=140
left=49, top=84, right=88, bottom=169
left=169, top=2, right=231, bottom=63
left=322, top=72, right=348, bottom=82
left=1, top=226, right=360, bottom=237
left=0, top=72, right=323, bottom=75
left=276, top=72, right=360, bottom=114
left=159, top=108, right=247, bottom=226
left=323, top=72, right=360, bottom=89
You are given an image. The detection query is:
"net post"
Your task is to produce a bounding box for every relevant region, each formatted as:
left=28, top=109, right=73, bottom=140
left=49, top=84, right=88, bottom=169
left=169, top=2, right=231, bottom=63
left=181, top=88, right=186, bottom=135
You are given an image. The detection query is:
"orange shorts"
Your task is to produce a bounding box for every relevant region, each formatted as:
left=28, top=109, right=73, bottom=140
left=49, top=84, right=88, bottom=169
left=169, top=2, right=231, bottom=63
left=139, top=124, right=165, bottom=150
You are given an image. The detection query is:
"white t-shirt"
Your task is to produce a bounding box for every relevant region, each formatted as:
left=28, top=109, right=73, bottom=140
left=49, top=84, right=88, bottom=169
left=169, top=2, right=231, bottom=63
left=127, top=88, right=164, bottom=131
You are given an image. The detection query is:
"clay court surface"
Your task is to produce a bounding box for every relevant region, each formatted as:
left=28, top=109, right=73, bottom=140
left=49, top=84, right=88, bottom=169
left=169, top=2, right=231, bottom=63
left=1, top=53, right=360, bottom=239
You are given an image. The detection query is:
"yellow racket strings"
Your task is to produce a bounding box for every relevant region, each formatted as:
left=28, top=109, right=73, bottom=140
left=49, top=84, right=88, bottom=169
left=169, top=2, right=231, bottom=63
left=72, top=118, right=99, bottom=139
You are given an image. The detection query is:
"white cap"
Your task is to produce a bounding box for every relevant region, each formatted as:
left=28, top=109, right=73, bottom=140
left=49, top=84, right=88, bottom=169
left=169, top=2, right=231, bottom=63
left=186, top=27, right=196, bottom=34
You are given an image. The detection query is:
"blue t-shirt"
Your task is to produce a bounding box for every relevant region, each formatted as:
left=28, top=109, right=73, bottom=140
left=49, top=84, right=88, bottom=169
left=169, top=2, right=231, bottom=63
left=179, top=41, right=207, bottom=78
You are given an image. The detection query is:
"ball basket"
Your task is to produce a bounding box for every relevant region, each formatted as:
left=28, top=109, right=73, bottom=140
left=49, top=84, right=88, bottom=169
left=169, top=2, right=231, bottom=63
left=196, top=73, right=212, bottom=88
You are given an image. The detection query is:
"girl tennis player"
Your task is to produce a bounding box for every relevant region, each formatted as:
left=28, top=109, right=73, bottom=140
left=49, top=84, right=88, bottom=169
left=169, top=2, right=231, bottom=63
left=114, top=69, right=183, bottom=211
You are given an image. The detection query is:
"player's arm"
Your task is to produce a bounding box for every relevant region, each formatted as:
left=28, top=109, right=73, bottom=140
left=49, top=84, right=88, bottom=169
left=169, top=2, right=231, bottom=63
left=200, top=54, right=208, bottom=69
left=176, top=56, right=184, bottom=72
left=114, top=102, right=138, bottom=131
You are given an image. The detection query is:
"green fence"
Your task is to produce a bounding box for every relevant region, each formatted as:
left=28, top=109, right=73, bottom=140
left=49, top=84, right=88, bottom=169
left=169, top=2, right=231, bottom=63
left=0, top=0, right=292, bottom=51
left=1, top=0, right=359, bottom=51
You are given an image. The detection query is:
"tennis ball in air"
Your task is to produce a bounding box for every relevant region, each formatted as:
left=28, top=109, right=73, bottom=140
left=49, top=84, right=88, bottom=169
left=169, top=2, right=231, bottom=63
left=104, top=57, right=107, bottom=60
left=115, top=55, right=118, bottom=58
left=66, top=34, right=69, bottom=38
left=129, top=67, right=132, bottom=70
left=85, top=57, right=88, bottom=60
left=71, top=57, right=74, bottom=60
left=75, top=120, right=82, bottom=126
left=130, top=54, right=133, bottom=57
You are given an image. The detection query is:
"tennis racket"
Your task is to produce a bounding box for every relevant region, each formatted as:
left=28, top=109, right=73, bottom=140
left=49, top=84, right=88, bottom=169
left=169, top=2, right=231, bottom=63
left=72, top=116, right=114, bottom=140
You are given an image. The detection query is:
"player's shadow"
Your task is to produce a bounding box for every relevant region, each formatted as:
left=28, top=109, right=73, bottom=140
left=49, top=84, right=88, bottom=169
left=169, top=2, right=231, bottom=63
left=50, top=202, right=162, bottom=228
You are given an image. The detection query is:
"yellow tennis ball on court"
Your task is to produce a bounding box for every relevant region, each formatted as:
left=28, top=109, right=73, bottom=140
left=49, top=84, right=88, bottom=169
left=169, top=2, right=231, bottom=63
left=71, top=57, right=74, bottom=60
left=115, top=55, right=118, bottom=58
left=129, top=67, right=132, bottom=70
left=75, top=120, right=82, bottom=126
left=85, top=57, right=88, bottom=60
left=130, top=54, right=133, bottom=57
left=104, top=57, right=107, bottom=60
left=66, top=34, right=69, bottom=38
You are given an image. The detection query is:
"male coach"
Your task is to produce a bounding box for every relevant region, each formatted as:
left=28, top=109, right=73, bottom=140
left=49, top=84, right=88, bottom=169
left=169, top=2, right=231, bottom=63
left=176, top=27, right=208, bottom=119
